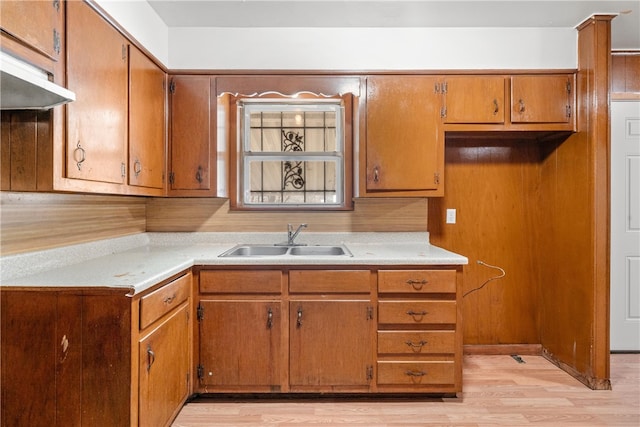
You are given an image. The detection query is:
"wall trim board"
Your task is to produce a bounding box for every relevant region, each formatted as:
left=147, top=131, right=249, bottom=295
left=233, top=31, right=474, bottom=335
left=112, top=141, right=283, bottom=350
left=464, top=344, right=543, bottom=356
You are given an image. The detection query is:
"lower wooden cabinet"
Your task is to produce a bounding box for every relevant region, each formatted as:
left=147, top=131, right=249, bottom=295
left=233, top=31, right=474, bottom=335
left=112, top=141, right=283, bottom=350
left=195, top=266, right=462, bottom=395
left=0, top=270, right=192, bottom=427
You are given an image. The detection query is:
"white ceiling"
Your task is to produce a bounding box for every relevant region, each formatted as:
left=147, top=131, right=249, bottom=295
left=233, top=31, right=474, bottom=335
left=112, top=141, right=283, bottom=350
left=147, top=0, right=640, bottom=50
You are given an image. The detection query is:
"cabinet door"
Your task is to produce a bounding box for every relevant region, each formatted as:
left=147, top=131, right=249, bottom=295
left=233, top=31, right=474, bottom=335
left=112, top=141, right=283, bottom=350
left=169, top=75, right=214, bottom=194
left=66, top=0, right=128, bottom=184
left=289, top=300, right=373, bottom=388
left=139, top=303, right=190, bottom=427
left=0, top=0, right=61, bottom=60
left=129, top=46, right=166, bottom=190
left=198, top=300, right=281, bottom=388
left=365, top=75, right=441, bottom=193
left=511, top=75, right=573, bottom=124
left=443, top=76, right=505, bottom=123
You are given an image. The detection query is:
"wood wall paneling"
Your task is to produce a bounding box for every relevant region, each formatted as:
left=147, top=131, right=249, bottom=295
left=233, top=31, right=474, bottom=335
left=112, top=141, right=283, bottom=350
left=612, top=52, right=640, bottom=94
left=146, top=197, right=428, bottom=232
left=0, top=192, right=146, bottom=255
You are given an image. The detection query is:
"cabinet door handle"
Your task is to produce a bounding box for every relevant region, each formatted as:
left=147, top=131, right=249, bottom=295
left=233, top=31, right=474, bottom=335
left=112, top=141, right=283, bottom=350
left=296, top=306, right=303, bottom=328
left=74, top=141, right=85, bottom=171
left=267, top=307, right=273, bottom=329
left=406, top=310, right=428, bottom=322
left=405, top=279, right=427, bottom=290
left=146, top=345, right=155, bottom=372
left=493, top=99, right=500, bottom=115
left=405, top=340, right=428, bottom=352
left=133, top=159, right=142, bottom=177
left=518, top=99, right=525, bottom=113
left=373, top=167, right=380, bottom=183
left=195, top=166, right=203, bottom=183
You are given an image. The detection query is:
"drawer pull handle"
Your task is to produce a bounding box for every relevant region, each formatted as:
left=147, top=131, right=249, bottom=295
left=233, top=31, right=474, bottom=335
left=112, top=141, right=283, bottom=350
left=405, top=340, right=428, bottom=352
left=146, top=345, right=155, bottom=372
left=406, top=310, right=428, bottom=322
left=405, top=279, right=427, bottom=290
left=163, top=294, right=176, bottom=304
left=405, top=370, right=427, bottom=383
left=267, top=307, right=273, bottom=329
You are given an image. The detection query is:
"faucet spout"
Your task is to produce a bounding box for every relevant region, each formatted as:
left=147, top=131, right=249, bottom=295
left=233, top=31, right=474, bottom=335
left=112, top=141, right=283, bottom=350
left=287, top=223, right=308, bottom=246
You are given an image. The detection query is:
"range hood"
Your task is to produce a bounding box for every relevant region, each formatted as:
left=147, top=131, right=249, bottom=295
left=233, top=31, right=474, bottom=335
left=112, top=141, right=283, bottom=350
left=1, top=51, right=75, bottom=110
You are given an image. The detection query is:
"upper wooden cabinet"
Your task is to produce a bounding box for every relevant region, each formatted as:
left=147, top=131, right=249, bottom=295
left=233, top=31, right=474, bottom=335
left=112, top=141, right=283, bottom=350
left=66, top=0, right=128, bottom=186
left=0, top=0, right=62, bottom=62
left=168, top=75, right=216, bottom=196
left=129, top=46, right=166, bottom=191
left=510, top=75, right=574, bottom=124
left=364, top=75, right=443, bottom=197
left=442, top=76, right=506, bottom=124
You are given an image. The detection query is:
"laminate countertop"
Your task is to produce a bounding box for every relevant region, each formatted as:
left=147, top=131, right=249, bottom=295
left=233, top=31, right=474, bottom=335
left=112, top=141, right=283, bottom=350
left=0, top=232, right=468, bottom=295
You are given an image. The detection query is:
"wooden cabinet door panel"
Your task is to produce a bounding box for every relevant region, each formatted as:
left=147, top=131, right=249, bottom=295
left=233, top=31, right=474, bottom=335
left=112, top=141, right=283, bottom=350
left=511, top=75, right=572, bottom=124
left=139, top=303, right=190, bottom=427
left=444, top=76, right=505, bottom=124
left=289, top=300, right=372, bottom=387
left=199, top=300, right=281, bottom=387
left=129, top=46, right=166, bottom=190
left=169, top=75, right=213, bottom=191
left=66, top=1, right=128, bottom=184
left=0, top=0, right=61, bottom=60
left=365, top=75, right=441, bottom=192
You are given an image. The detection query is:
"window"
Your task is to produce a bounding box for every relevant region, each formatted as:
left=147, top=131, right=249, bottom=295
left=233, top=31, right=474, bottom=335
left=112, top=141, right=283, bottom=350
left=235, top=97, right=351, bottom=209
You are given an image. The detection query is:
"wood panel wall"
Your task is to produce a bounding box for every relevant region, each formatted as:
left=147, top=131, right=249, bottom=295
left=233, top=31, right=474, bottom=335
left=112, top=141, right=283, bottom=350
left=612, top=51, right=640, bottom=96
left=0, top=192, right=146, bottom=255
left=146, top=197, right=428, bottom=232
left=428, top=139, right=544, bottom=346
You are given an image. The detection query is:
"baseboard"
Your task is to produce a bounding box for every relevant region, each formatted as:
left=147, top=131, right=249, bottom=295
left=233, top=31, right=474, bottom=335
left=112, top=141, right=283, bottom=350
left=463, top=344, right=543, bottom=355
left=542, top=348, right=612, bottom=390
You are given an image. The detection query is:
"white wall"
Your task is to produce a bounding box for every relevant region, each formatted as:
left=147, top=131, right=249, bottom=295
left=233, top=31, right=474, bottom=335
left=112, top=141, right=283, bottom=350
left=93, top=1, right=578, bottom=71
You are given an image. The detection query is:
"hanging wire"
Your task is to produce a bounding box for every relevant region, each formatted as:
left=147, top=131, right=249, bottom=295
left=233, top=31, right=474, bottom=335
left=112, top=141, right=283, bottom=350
left=463, top=260, right=506, bottom=298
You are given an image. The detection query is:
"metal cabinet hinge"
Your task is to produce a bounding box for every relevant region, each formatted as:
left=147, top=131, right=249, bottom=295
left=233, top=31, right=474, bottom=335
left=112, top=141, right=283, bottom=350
left=441, top=81, right=448, bottom=94
left=566, top=105, right=572, bottom=118
left=121, top=44, right=127, bottom=61
left=197, top=303, right=204, bottom=321
left=53, top=29, right=60, bottom=55
left=434, top=172, right=440, bottom=185
left=121, top=162, right=126, bottom=178
left=566, top=79, right=572, bottom=94
left=197, top=364, right=204, bottom=380
left=366, top=365, right=373, bottom=381
left=440, top=106, right=447, bottom=118
left=168, top=171, right=175, bottom=185
left=366, top=306, right=374, bottom=320
left=169, top=80, right=176, bottom=94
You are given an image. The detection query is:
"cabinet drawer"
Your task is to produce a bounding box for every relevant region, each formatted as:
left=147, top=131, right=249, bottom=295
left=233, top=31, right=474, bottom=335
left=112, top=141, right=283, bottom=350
left=377, top=361, right=455, bottom=385
left=378, top=301, right=456, bottom=325
left=289, top=270, right=370, bottom=293
left=140, top=272, right=191, bottom=330
left=378, top=270, right=456, bottom=294
left=200, top=270, right=282, bottom=294
left=378, top=331, right=455, bottom=354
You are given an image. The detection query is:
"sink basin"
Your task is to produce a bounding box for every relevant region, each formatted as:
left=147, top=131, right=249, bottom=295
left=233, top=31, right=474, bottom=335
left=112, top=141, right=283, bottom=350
left=219, top=244, right=352, bottom=257
left=289, top=245, right=350, bottom=256
left=220, top=245, right=289, bottom=257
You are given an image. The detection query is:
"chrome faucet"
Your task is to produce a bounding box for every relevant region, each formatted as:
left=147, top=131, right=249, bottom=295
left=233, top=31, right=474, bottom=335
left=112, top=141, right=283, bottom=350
left=287, top=223, right=308, bottom=246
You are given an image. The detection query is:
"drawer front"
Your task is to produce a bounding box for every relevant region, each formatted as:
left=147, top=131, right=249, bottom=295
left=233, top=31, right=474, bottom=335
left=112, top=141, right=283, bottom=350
left=200, top=270, right=282, bottom=294
left=378, top=270, right=456, bottom=294
left=289, top=270, right=370, bottom=293
left=140, top=272, right=191, bottom=329
left=378, top=301, right=456, bottom=325
left=377, top=331, right=455, bottom=354
left=377, top=361, right=455, bottom=385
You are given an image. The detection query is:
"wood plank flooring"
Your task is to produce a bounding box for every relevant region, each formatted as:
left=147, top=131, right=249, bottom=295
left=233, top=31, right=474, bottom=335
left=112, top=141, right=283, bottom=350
left=172, top=354, right=639, bottom=426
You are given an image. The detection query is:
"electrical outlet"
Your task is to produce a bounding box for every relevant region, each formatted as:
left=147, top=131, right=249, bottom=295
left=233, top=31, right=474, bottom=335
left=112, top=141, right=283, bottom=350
left=446, top=208, right=456, bottom=224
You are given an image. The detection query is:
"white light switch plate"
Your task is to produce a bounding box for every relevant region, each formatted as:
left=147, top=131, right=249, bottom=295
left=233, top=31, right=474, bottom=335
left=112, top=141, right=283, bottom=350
left=446, top=208, right=457, bottom=224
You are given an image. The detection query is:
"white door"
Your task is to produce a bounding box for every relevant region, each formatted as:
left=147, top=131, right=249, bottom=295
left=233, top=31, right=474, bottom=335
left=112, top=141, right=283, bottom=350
left=610, top=100, right=640, bottom=351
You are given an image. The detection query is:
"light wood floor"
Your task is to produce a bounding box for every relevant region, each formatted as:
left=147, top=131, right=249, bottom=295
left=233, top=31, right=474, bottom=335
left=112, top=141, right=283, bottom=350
left=172, top=354, right=639, bottom=426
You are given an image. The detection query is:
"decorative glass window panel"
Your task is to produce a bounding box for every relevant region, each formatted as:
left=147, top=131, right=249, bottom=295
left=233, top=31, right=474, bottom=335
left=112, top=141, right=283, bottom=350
left=238, top=100, right=345, bottom=208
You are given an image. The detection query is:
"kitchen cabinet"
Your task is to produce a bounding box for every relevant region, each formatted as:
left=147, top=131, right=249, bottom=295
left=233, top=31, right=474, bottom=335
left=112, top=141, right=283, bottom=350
left=364, top=75, right=443, bottom=197
left=289, top=270, right=373, bottom=390
left=441, top=76, right=506, bottom=124
left=66, top=0, right=128, bottom=186
left=376, top=269, right=461, bottom=394
left=0, top=271, right=192, bottom=427
left=510, top=74, right=574, bottom=125
left=197, top=270, right=283, bottom=391
left=0, top=0, right=62, bottom=64
left=128, top=45, right=166, bottom=192
left=168, top=75, right=216, bottom=196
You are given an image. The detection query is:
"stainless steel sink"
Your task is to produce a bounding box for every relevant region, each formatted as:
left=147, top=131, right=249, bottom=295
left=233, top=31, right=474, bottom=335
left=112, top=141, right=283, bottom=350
left=219, top=244, right=351, bottom=257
